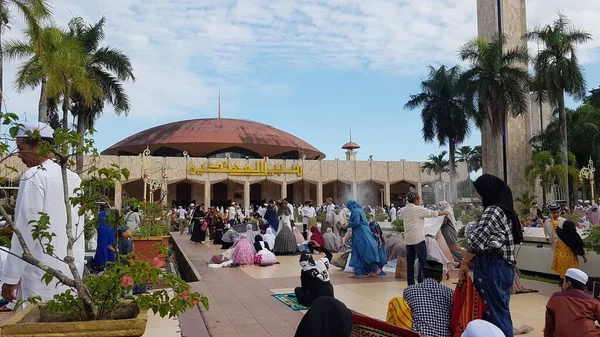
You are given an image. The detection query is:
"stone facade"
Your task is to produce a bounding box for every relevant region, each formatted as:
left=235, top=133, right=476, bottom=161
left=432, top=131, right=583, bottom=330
left=0, top=155, right=467, bottom=210
left=477, top=0, right=552, bottom=199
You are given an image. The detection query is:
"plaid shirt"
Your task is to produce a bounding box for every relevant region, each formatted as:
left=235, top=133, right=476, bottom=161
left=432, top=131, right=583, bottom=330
left=467, top=205, right=516, bottom=266
left=403, top=278, right=453, bottom=337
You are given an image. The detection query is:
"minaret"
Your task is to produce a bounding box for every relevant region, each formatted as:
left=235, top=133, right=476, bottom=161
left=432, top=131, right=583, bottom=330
left=342, top=127, right=360, bottom=161
left=476, top=0, right=551, bottom=196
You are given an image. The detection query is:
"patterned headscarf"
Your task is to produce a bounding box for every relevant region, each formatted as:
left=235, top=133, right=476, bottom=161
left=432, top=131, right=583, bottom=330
left=369, top=221, right=385, bottom=249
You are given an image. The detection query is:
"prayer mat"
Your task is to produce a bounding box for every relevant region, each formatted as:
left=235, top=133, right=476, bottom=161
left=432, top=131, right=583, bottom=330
left=351, top=313, right=421, bottom=337
left=270, top=293, right=309, bottom=311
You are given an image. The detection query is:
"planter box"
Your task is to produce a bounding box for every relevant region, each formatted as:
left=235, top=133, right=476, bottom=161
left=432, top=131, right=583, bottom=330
left=0, top=305, right=148, bottom=337
left=132, top=235, right=168, bottom=263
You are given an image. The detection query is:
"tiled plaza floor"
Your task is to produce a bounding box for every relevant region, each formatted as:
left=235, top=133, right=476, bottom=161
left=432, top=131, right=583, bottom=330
left=173, top=233, right=553, bottom=337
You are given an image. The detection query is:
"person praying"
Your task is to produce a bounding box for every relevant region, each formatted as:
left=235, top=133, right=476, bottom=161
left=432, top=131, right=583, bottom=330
left=294, top=253, right=334, bottom=307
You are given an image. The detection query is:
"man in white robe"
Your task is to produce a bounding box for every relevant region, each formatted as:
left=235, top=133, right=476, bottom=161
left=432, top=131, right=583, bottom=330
left=390, top=204, right=397, bottom=222
left=1, top=122, right=85, bottom=304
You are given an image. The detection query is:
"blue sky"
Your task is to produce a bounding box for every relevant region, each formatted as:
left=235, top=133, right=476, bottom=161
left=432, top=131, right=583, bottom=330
left=3, top=0, right=600, bottom=161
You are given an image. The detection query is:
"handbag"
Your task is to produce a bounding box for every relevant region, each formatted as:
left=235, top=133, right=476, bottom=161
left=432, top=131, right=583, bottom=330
left=200, top=219, right=209, bottom=231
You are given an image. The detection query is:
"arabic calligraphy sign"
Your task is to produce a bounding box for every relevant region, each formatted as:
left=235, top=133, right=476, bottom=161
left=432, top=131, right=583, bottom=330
left=187, top=162, right=303, bottom=177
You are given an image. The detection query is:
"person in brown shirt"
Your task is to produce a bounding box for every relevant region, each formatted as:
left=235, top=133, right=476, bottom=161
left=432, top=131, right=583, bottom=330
left=544, top=268, right=600, bottom=337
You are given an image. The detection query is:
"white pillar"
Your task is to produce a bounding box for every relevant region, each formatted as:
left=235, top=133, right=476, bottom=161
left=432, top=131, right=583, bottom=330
left=281, top=182, right=287, bottom=199
left=303, top=181, right=310, bottom=202
left=243, top=181, right=250, bottom=210
left=384, top=182, right=391, bottom=206
left=204, top=182, right=211, bottom=208
left=352, top=182, right=357, bottom=201
left=317, top=182, right=323, bottom=206
left=417, top=181, right=423, bottom=200
left=114, top=181, right=122, bottom=211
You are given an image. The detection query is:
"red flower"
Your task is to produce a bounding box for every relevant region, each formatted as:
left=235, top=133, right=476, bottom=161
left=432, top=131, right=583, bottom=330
left=191, top=298, right=199, bottom=305
left=121, top=275, right=134, bottom=287
left=180, top=290, right=189, bottom=300
left=152, top=257, right=166, bottom=268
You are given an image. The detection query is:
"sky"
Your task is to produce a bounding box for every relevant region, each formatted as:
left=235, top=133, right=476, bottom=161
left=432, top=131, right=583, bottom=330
left=2, top=0, right=600, bottom=162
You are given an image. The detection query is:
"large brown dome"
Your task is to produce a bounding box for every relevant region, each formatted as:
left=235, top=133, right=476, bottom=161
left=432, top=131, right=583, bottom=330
left=101, top=118, right=325, bottom=160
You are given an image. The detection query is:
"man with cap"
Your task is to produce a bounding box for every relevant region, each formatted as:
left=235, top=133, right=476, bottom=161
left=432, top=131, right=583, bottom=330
left=1, top=122, right=85, bottom=305
left=227, top=202, right=237, bottom=226
left=302, top=200, right=317, bottom=236
left=544, top=268, right=600, bottom=337
left=390, top=204, right=397, bottom=222
left=399, top=190, right=448, bottom=285
left=402, top=260, right=454, bottom=337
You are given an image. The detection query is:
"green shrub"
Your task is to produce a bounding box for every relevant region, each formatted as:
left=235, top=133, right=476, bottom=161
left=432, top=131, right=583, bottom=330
left=459, top=215, right=475, bottom=224
left=458, top=226, right=466, bottom=238
left=391, top=219, right=404, bottom=232
left=563, top=214, right=582, bottom=223
left=584, top=226, right=600, bottom=253
left=316, top=212, right=326, bottom=224
left=375, top=210, right=388, bottom=222
left=366, top=213, right=374, bottom=222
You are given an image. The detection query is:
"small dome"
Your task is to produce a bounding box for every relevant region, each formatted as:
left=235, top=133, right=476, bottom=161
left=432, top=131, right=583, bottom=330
left=342, top=141, right=360, bottom=150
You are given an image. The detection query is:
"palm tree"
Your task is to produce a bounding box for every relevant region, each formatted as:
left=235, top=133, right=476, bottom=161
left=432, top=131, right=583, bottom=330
left=525, top=151, right=562, bottom=208
left=514, top=191, right=537, bottom=218
left=405, top=65, right=473, bottom=202
left=526, top=13, right=592, bottom=208
left=459, top=36, right=530, bottom=180
left=421, top=151, right=450, bottom=182
left=63, top=17, right=135, bottom=173
left=0, top=0, right=50, bottom=115
left=5, top=24, right=101, bottom=130
left=457, top=145, right=477, bottom=200
left=471, top=145, right=482, bottom=172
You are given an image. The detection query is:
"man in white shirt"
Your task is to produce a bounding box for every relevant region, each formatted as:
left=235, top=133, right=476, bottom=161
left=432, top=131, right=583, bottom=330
left=302, top=200, right=317, bottom=235
left=177, top=206, right=188, bottom=234
left=283, top=198, right=295, bottom=226
left=390, top=204, right=397, bottom=222
left=323, top=197, right=336, bottom=234
left=2, top=122, right=85, bottom=304
left=399, top=191, right=448, bottom=285
left=227, top=203, right=237, bottom=226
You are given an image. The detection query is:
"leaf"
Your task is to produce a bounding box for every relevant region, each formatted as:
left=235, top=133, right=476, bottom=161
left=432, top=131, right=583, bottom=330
left=41, top=272, right=54, bottom=285
left=200, top=296, right=209, bottom=310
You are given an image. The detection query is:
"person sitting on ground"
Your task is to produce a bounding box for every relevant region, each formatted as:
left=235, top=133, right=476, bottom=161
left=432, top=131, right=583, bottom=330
left=294, top=297, right=353, bottom=337
left=402, top=260, right=453, bottom=337
left=232, top=234, right=255, bottom=266
left=544, top=268, right=600, bottom=337
left=253, top=234, right=271, bottom=252
left=461, top=320, right=506, bottom=337
left=254, top=235, right=278, bottom=267
left=294, top=253, right=334, bottom=307
left=323, top=227, right=340, bottom=252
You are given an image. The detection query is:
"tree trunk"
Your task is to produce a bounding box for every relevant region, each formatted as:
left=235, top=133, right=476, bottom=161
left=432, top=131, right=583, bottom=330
left=76, top=113, right=85, bottom=173
left=38, top=77, right=48, bottom=122
left=448, top=139, right=457, bottom=203
left=558, top=93, right=570, bottom=207
left=542, top=185, right=547, bottom=211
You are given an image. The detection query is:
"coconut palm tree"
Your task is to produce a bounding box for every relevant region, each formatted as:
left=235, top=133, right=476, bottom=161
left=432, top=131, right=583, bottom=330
left=457, top=145, right=477, bottom=200
left=525, top=13, right=592, bottom=208
left=405, top=65, right=473, bottom=202
left=0, top=0, right=50, bottom=115
left=525, top=151, right=563, bottom=208
left=459, top=36, right=530, bottom=179
left=5, top=25, right=101, bottom=131
left=62, top=17, right=135, bottom=173
left=421, top=151, right=449, bottom=182
left=471, top=145, right=482, bottom=172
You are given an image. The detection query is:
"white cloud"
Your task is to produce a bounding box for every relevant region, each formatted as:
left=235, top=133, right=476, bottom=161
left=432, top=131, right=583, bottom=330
left=1, top=0, right=598, bottom=124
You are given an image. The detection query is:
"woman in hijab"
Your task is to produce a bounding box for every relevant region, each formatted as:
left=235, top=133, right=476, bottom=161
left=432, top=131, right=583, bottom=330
left=293, top=226, right=305, bottom=244
left=438, top=201, right=466, bottom=263
left=346, top=200, right=382, bottom=278
left=369, top=221, right=388, bottom=272
left=190, top=204, right=207, bottom=243
left=245, top=224, right=259, bottom=246
left=323, top=228, right=340, bottom=252
left=294, top=297, right=353, bottom=337
left=264, top=203, right=279, bottom=233
left=233, top=234, right=255, bottom=266
left=273, top=217, right=298, bottom=256
left=309, top=226, right=326, bottom=247
left=586, top=203, right=600, bottom=226
left=253, top=234, right=271, bottom=252
left=263, top=227, right=276, bottom=248
left=552, top=219, right=587, bottom=278
left=458, top=174, right=521, bottom=337
left=212, top=214, right=225, bottom=245
left=294, top=253, right=334, bottom=307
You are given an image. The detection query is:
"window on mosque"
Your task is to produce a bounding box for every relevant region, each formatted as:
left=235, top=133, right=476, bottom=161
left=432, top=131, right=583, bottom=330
left=272, top=151, right=301, bottom=160
left=204, top=147, right=262, bottom=159
left=153, top=147, right=184, bottom=157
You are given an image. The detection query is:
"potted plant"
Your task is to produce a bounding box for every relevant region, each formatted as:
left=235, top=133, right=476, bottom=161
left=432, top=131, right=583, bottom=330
left=131, top=201, right=171, bottom=263
left=0, top=115, right=208, bottom=336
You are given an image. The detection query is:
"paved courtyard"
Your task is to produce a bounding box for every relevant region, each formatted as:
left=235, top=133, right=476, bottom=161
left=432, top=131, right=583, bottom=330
left=172, top=234, right=556, bottom=337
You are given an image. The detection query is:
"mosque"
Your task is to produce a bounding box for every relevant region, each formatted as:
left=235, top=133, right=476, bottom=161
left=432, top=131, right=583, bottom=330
left=3, top=116, right=466, bottom=210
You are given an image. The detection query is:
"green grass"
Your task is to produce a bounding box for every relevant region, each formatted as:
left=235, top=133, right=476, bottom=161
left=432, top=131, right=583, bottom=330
left=520, top=273, right=559, bottom=284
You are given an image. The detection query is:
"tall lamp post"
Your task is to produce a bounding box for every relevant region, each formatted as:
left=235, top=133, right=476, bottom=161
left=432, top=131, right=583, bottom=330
left=579, top=157, right=595, bottom=202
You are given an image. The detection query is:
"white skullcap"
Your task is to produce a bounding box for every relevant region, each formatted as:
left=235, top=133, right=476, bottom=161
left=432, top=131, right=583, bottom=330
left=232, top=202, right=236, bottom=205
left=189, top=203, right=195, bottom=207
left=565, top=268, right=588, bottom=285
left=461, top=320, right=505, bottom=337
left=16, top=122, right=54, bottom=139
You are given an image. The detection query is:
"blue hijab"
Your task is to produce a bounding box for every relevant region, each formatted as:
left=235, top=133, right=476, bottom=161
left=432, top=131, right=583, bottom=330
left=265, top=205, right=279, bottom=232
left=346, top=200, right=367, bottom=223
